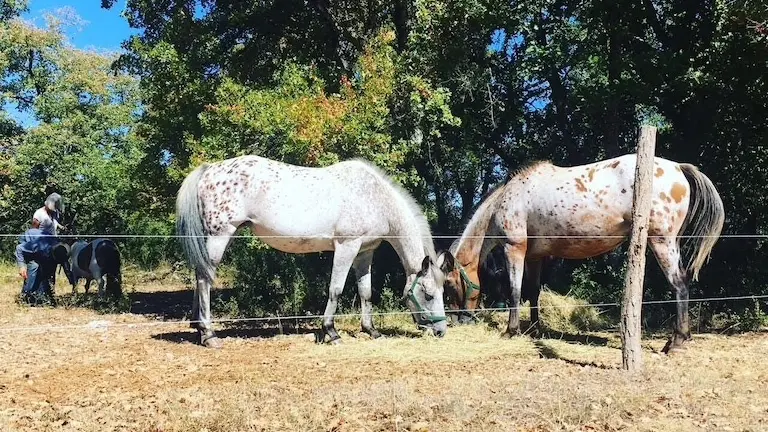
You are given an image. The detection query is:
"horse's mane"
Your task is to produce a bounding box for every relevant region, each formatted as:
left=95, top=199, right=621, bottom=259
left=350, top=159, right=436, bottom=260
left=450, top=182, right=508, bottom=254
left=448, top=159, right=550, bottom=255
left=507, top=159, right=552, bottom=180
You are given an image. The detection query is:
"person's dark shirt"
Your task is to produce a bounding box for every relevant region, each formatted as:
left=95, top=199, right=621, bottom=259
left=15, top=228, right=60, bottom=267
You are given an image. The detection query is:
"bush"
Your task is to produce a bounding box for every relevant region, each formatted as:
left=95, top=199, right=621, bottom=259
left=222, top=234, right=410, bottom=319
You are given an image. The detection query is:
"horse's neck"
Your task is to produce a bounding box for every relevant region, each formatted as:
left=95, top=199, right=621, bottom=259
left=454, top=190, right=505, bottom=267
left=454, top=227, right=486, bottom=268
left=388, top=219, right=428, bottom=274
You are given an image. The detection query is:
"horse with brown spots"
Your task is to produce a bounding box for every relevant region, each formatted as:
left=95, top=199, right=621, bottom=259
left=444, top=154, right=724, bottom=353
left=176, top=155, right=454, bottom=348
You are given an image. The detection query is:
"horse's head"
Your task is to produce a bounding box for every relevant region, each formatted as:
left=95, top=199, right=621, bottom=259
left=402, top=251, right=454, bottom=337
left=442, top=261, right=482, bottom=324
left=51, top=242, right=70, bottom=265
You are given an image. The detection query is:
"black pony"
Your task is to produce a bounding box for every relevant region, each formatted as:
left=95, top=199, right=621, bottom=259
left=62, top=213, right=122, bottom=298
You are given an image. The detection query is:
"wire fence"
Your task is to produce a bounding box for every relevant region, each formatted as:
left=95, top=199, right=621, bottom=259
left=2, top=231, right=766, bottom=334
left=1, top=233, right=767, bottom=239
left=0, top=294, right=766, bottom=334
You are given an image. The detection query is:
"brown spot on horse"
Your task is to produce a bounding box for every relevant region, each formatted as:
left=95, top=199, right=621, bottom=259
left=609, top=161, right=620, bottom=169
left=659, top=192, right=671, bottom=203
left=656, top=167, right=664, bottom=177
left=588, top=168, right=596, bottom=181
left=670, top=182, right=687, bottom=203
left=574, top=178, right=587, bottom=192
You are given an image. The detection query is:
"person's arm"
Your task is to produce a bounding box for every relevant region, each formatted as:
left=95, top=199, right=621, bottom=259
left=31, top=219, right=40, bottom=229
left=15, top=242, right=31, bottom=279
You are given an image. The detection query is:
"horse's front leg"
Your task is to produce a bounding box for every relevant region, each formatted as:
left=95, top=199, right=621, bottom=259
left=524, top=258, right=543, bottom=336
left=502, top=242, right=527, bottom=337
left=353, top=250, right=379, bottom=339
left=322, top=239, right=362, bottom=344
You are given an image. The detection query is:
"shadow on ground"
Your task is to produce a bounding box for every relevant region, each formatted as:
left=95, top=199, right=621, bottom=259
left=128, top=288, right=204, bottom=320
left=533, top=340, right=617, bottom=369
left=152, top=325, right=321, bottom=344
left=152, top=322, right=426, bottom=345
left=537, top=330, right=612, bottom=347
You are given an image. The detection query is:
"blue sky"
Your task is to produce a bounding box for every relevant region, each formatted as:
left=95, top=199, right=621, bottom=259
left=5, top=1, right=136, bottom=127
left=24, top=0, right=136, bottom=51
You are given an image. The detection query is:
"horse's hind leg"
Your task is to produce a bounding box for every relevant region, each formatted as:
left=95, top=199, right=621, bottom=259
left=193, top=230, right=234, bottom=349
left=649, top=237, right=691, bottom=354
left=322, top=239, right=362, bottom=344
left=353, top=250, right=379, bottom=339
left=97, top=275, right=106, bottom=298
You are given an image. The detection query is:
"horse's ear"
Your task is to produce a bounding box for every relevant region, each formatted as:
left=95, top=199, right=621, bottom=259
left=420, top=256, right=431, bottom=274
left=437, top=251, right=455, bottom=274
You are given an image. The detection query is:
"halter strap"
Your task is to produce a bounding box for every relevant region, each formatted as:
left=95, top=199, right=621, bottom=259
left=406, top=276, right=447, bottom=323
left=458, top=265, right=480, bottom=309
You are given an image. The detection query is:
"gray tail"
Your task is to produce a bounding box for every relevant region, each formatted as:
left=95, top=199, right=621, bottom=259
left=679, top=163, right=725, bottom=281
left=176, top=163, right=214, bottom=282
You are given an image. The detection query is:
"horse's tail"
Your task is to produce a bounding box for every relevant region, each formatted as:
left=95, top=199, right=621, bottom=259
left=679, top=163, right=725, bottom=281
left=176, top=163, right=214, bottom=282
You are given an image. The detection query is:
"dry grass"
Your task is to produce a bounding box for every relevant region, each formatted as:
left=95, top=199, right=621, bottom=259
left=0, top=263, right=767, bottom=431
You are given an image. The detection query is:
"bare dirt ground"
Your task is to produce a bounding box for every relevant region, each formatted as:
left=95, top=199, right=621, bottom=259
left=0, top=265, right=767, bottom=432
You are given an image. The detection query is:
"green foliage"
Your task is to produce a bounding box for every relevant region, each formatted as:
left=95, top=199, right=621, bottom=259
left=0, top=0, right=766, bottom=328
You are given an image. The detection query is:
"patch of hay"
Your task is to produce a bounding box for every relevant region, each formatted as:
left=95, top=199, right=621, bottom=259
left=539, top=288, right=609, bottom=333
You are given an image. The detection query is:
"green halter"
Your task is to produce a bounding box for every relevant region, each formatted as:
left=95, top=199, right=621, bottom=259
left=459, top=266, right=481, bottom=309
left=406, top=275, right=447, bottom=323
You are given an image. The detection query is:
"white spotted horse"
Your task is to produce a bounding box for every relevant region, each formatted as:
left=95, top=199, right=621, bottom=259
left=176, top=155, right=454, bottom=348
left=444, top=154, right=724, bottom=353
left=68, top=238, right=123, bottom=298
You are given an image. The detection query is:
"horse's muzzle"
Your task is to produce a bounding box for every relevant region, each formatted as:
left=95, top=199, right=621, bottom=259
left=424, top=320, right=447, bottom=338
left=433, top=325, right=447, bottom=338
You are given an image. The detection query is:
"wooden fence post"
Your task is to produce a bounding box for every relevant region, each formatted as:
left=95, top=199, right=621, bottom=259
left=621, top=124, right=657, bottom=372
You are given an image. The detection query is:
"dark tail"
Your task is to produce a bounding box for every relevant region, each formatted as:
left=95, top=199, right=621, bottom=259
left=679, top=163, right=725, bottom=281
left=176, top=163, right=214, bottom=281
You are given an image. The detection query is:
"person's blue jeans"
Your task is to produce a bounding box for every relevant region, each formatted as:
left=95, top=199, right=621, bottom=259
left=21, top=260, right=54, bottom=298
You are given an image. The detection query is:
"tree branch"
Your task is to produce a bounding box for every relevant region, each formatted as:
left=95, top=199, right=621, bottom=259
left=641, top=0, right=671, bottom=48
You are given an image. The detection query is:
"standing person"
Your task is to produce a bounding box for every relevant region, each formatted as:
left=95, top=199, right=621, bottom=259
left=32, top=193, right=65, bottom=236
left=32, top=193, right=69, bottom=286
left=15, top=225, right=72, bottom=305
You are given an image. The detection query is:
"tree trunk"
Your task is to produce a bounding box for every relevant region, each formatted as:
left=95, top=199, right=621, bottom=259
left=620, top=125, right=656, bottom=372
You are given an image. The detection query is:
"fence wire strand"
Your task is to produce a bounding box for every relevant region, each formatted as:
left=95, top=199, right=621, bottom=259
left=0, top=294, right=766, bottom=334
left=0, top=233, right=766, bottom=239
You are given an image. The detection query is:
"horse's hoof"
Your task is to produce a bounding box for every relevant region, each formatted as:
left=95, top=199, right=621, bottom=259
left=367, top=329, right=382, bottom=339
left=661, top=340, right=687, bottom=355
left=201, top=336, right=223, bottom=349
left=501, top=330, right=522, bottom=339
left=328, top=337, right=343, bottom=345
